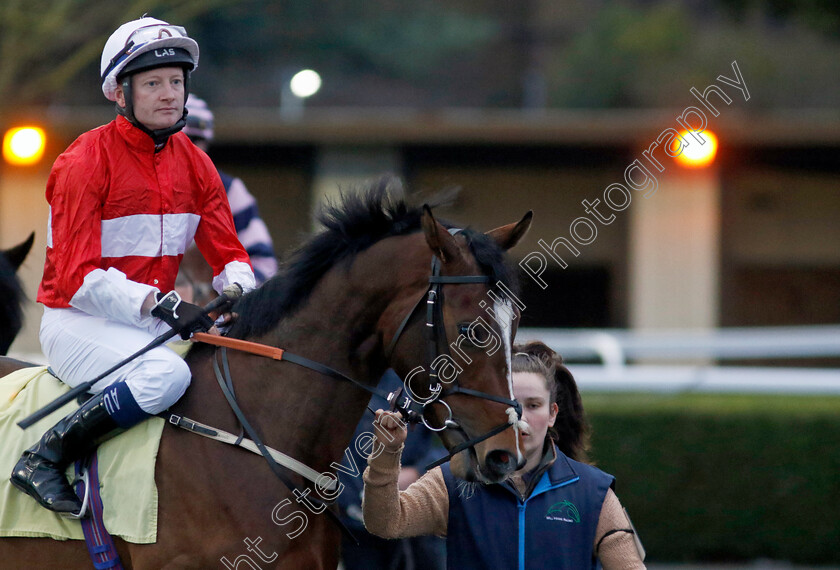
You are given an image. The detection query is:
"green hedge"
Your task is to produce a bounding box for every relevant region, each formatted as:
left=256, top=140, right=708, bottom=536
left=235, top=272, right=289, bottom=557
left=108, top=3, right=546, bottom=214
left=582, top=392, right=840, bottom=564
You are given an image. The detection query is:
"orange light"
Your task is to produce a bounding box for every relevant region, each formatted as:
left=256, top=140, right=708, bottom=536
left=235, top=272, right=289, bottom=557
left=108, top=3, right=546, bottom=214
left=673, top=129, right=718, bottom=168
left=3, top=126, right=47, bottom=166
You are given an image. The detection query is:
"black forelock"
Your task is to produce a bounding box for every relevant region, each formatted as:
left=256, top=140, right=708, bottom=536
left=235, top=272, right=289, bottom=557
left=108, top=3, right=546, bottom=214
left=457, top=227, right=520, bottom=298
left=227, top=177, right=518, bottom=339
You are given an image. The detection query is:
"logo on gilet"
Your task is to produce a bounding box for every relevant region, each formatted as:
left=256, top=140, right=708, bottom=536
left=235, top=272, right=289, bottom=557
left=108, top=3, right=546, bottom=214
left=545, top=500, right=580, bottom=523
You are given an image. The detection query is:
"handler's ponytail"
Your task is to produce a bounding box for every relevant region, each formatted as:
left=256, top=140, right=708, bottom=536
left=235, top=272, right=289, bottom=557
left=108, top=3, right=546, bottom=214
left=512, top=341, right=590, bottom=462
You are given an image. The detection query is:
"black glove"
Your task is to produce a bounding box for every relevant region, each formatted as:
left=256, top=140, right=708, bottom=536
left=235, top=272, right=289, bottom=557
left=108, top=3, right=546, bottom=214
left=151, top=291, right=214, bottom=340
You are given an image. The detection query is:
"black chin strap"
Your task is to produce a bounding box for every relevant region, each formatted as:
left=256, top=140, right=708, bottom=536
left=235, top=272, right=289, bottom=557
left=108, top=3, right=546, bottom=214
left=145, top=115, right=187, bottom=146
left=117, top=102, right=188, bottom=146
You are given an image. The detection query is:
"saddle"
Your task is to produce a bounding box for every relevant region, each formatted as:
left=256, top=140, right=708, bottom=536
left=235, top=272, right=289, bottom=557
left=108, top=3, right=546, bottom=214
left=0, top=366, right=162, bottom=543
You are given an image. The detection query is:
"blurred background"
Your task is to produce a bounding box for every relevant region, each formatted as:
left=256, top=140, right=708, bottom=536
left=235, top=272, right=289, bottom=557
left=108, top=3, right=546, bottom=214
left=1, top=0, right=838, bottom=566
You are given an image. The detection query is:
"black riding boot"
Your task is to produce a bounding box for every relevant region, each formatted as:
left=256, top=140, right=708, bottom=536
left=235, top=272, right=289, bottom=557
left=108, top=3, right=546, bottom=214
left=10, top=391, right=124, bottom=515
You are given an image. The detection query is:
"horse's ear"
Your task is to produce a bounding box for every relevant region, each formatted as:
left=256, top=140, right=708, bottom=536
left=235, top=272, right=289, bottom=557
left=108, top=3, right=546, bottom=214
left=2, top=232, right=35, bottom=271
left=486, top=211, right=533, bottom=251
left=421, top=205, right=461, bottom=264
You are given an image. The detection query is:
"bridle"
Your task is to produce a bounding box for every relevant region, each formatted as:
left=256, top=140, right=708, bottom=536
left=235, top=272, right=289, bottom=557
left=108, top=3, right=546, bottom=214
left=382, top=231, right=524, bottom=469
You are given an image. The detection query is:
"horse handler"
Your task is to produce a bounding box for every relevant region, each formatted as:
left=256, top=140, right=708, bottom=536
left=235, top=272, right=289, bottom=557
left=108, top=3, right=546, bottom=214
left=10, top=17, right=255, bottom=516
left=363, top=342, right=646, bottom=569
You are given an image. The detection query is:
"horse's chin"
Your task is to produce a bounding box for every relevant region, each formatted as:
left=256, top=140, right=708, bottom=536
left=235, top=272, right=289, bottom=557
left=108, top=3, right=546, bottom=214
left=449, top=450, right=475, bottom=481
left=449, top=449, right=508, bottom=485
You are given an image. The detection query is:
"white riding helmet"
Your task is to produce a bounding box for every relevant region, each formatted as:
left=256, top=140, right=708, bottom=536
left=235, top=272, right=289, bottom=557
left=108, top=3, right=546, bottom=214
left=183, top=96, right=215, bottom=141
left=100, top=17, right=200, bottom=102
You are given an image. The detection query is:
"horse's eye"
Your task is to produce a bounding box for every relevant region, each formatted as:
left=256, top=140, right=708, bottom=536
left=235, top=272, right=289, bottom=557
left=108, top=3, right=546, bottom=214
left=458, top=322, right=491, bottom=346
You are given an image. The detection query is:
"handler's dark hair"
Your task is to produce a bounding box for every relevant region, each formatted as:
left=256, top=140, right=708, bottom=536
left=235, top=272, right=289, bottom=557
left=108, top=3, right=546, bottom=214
left=512, top=341, right=590, bottom=462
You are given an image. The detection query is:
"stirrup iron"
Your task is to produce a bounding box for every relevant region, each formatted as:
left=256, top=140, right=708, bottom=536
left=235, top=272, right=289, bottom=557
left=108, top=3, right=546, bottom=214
left=66, top=466, right=90, bottom=520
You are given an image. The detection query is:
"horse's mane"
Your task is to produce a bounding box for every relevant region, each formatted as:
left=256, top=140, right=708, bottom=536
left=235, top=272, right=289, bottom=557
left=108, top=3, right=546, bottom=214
left=228, top=177, right=518, bottom=339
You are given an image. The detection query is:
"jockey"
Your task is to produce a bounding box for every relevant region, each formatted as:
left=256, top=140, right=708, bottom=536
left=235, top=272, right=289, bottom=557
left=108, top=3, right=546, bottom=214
left=10, top=17, right=255, bottom=516
left=183, top=96, right=278, bottom=285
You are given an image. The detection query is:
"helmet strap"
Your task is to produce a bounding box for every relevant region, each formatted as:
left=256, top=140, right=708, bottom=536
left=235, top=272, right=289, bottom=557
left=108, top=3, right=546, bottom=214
left=116, top=69, right=192, bottom=147
left=116, top=76, right=136, bottom=123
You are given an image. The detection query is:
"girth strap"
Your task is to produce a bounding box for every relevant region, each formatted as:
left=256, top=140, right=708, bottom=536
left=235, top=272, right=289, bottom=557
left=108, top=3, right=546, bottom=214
left=74, top=454, right=124, bottom=570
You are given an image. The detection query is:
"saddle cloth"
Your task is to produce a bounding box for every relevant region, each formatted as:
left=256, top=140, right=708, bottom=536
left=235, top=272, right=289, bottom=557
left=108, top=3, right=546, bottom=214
left=0, top=366, right=163, bottom=543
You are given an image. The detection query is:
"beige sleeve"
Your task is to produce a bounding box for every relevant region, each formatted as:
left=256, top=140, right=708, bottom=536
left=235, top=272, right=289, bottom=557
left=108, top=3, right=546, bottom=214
left=594, top=488, right=647, bottom=570
left=362, top=445, right=449, bottom=539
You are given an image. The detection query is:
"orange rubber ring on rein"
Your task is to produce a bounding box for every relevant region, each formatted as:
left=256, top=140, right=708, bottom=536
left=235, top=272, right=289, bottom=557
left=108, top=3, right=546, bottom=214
left=191, top=332, right=286, bottom=361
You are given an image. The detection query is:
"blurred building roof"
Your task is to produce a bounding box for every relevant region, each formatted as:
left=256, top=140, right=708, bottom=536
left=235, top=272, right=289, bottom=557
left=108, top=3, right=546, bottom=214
left=41, top=106, right=840, bottom=147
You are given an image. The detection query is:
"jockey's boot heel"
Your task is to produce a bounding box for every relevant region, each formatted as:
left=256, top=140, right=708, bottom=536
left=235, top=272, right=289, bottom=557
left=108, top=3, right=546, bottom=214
left=10, top=390, right=125, bottom=516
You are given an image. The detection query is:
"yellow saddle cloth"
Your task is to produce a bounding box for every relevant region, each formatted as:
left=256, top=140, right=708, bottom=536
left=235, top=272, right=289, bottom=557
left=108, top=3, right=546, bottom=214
left=0, top=366, right=163, bottom=543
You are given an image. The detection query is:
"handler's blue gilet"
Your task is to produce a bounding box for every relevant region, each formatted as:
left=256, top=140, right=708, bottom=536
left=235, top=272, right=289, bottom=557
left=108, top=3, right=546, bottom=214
left=441, top=446, right=614, bottom=570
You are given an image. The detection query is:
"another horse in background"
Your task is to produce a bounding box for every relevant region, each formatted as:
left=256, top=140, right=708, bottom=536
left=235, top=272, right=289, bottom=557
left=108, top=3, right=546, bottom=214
left=175, top=243, right=216, bottom=306
left=0, top=183, right=532, bottom=567
left=0, top=233, right=35, bottom=355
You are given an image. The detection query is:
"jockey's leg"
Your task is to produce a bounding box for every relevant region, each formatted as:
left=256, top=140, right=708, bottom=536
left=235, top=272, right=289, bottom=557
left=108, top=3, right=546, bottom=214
left=10, top=307, right=190, bottom=515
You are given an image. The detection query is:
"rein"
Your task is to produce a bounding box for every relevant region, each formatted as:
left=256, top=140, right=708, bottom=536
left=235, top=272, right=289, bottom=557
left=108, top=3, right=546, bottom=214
left=192, top=333, right=392, bottom=403
left=205, top=343, right=355, bottom=541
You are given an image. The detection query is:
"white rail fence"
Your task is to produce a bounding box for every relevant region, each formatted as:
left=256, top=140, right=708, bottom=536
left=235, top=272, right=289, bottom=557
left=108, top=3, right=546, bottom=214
left=10, top=326, right=840, bottom=395
left=515, top=326, right=840, bottom=395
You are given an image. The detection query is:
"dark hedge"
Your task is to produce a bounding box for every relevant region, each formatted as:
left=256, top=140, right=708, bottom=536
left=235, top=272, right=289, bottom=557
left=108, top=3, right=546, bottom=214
left=582, top=392, right=840, bottom=564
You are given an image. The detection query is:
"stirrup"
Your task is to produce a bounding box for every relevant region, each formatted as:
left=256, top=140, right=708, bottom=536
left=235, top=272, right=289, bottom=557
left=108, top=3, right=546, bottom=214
left=65, top=466, right=90, bottom=520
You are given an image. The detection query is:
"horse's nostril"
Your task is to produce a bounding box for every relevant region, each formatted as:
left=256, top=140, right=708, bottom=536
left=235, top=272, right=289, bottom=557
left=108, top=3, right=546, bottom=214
left=486, top=449, right=517, bottom=477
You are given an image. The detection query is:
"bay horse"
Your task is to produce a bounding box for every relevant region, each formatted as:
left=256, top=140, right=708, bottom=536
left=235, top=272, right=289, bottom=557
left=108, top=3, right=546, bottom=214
left=0, top=232, right=35, bottom=355
left=0, top=183, right=532, bottom=568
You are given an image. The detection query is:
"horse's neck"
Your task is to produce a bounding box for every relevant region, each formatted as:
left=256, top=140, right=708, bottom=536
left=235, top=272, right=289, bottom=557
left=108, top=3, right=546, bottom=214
left=274, top=237, right=420, bottom=379
left=180, top=255, right=406, bottom=475
left=258, top=268, right=401, bottom=467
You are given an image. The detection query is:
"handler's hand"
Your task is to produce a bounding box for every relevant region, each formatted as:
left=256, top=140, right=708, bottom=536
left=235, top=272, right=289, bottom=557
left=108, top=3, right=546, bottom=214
left=373, top=409, right=407, bottom=452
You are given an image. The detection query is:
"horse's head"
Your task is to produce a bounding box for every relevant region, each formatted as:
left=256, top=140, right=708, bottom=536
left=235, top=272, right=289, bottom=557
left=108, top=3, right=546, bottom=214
left=383, top=206, right=532, bottom=483
left=226, top=182, right=531, bottom=482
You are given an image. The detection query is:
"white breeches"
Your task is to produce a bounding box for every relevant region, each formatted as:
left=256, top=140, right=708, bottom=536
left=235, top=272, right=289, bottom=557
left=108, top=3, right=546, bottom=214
left=40, top=307, right=191, bottom=415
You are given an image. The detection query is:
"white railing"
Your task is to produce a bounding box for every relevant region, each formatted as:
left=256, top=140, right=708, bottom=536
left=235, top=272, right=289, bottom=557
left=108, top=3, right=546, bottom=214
left=515, top=326, right=840, bottom=394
